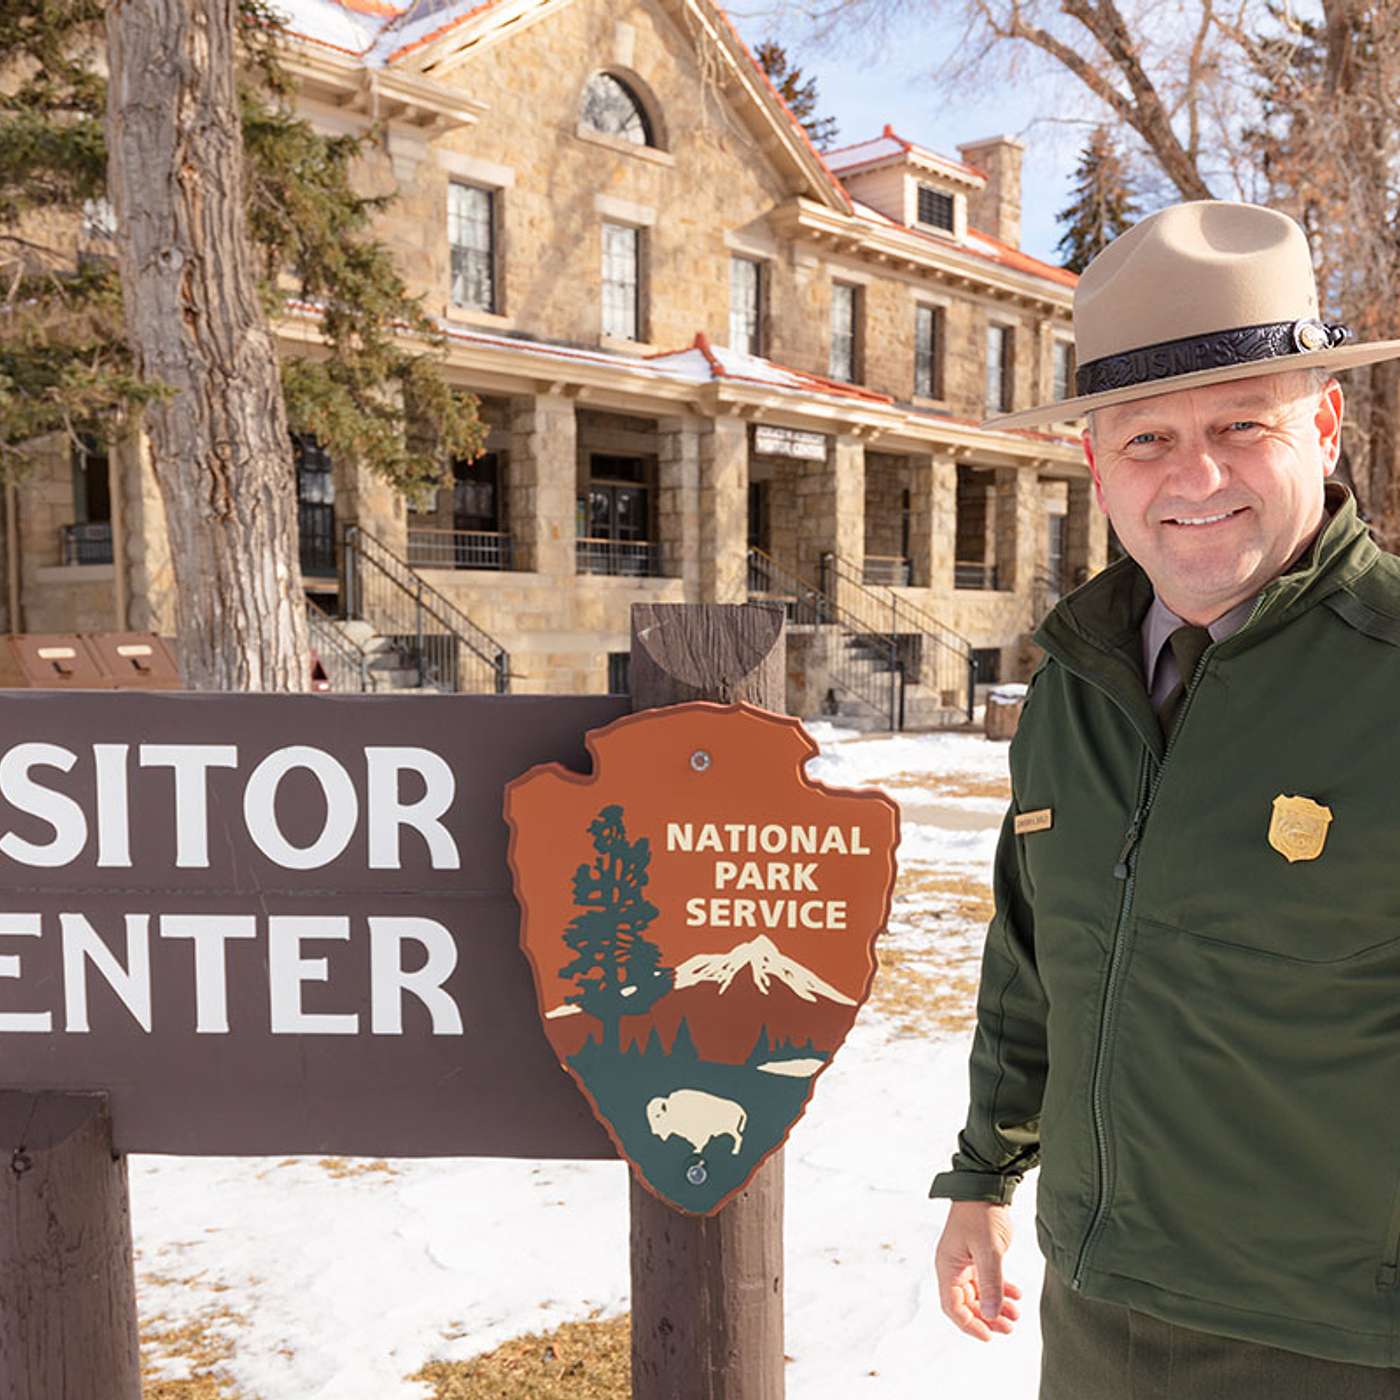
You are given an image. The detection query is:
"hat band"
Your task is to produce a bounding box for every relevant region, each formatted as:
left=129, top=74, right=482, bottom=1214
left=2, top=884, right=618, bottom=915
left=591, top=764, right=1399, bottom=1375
left=1075, top=319, right=1353, bottom=398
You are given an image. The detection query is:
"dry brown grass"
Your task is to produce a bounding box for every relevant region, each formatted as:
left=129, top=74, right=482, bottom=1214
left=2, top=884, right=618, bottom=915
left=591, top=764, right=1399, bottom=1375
left=315, top=1156, right=399, bottom=1179
left=411, top=1313, right=630, bottom=1399
left=867, top=866, right=996, bottom=1036
left=140, top=1300, right=249, bottom=1400
left=895, top=867, right=996, bottom=926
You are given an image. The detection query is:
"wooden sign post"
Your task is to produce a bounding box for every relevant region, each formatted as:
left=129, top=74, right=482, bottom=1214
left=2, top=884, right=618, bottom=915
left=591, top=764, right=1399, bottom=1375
left=0, top=1093, right=140, bottom=1399
left=628, top=602, right=787, bottom=1400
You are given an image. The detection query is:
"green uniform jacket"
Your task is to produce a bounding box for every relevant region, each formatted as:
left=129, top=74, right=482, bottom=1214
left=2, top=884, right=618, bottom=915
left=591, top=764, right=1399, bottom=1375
left=929, top=487, right=1400, bottom=1368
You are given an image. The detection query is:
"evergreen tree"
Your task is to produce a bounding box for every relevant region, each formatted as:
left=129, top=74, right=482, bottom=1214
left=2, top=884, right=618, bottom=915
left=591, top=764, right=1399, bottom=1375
left=0, top=2, right=482, bottom=509
left=754, top=40, right=838, bottom=151
left=559, top=806, right=673, bottom=1052
left=1055, top=127, right=1141, bottom=274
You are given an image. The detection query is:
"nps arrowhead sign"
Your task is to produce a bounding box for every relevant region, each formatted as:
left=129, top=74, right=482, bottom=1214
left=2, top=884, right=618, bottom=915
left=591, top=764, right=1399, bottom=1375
left=504, top=702, right=900, bottom=1215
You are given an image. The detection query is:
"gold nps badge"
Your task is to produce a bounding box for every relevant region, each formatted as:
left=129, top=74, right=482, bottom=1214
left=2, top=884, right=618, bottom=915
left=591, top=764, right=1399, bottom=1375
left=1268, top=794, right=1333, bottom=863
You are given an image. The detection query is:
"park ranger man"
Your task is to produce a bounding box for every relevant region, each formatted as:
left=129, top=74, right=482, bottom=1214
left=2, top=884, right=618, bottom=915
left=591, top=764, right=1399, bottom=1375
left=929, top=200, right=1400, bottom=1396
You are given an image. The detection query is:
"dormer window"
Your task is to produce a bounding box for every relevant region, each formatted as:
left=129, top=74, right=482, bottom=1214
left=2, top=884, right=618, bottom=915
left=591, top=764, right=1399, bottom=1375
left=581, top=73, right=653, bottom=146
left=917, top=185, right=955, bottom=233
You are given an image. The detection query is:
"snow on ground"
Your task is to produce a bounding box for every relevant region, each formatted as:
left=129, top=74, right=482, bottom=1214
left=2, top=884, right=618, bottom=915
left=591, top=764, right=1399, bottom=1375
left=134, top=725, right=1044, bottom=1398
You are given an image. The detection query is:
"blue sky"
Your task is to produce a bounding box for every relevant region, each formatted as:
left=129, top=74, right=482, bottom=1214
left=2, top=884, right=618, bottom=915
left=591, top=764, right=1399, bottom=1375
left=728, top=2, right=1109, bottom=265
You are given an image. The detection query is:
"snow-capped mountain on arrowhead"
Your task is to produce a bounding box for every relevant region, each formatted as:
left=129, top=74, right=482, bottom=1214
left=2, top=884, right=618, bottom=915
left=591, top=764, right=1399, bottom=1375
left=674, top=935, right=857, bottom=1006
left=543, top=936, right=869, bottom=1062
left=641, top=933, right=864, bottom=1064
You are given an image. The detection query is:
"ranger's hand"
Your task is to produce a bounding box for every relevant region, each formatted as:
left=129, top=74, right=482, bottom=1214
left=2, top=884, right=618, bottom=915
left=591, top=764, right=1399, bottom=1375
left=934, top=1200, right=1022, bottom=1341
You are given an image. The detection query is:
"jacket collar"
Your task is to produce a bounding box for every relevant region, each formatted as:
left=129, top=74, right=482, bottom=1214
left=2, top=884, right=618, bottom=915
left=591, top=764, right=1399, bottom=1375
left=1035, top=483, right=1378, bottom=751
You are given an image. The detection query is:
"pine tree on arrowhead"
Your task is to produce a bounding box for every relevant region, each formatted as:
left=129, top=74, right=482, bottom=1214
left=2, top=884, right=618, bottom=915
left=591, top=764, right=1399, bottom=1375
left=1056, top=126, right=1142, bottom=274
left=559, top=805, right=673, bottom=1051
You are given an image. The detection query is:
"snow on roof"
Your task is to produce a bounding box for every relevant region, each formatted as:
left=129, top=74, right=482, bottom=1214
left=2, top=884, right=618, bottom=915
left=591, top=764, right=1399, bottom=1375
left=826, top=125, right=985, bottom=185
left=271, top=0, right=500, bottom=66
left=647, top=334, right=893, bottom=404
left=848, top=198, right=1076, bottom=291
left=824, top=132, right=906, bottom=172
left=430, top=324, right=893, bottom=405
left=272, top=0, right=392, bottom=55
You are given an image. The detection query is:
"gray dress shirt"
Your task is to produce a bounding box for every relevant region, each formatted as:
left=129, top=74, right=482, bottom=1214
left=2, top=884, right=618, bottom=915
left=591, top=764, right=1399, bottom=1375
left=1141, top=594, right=1256, bottom=709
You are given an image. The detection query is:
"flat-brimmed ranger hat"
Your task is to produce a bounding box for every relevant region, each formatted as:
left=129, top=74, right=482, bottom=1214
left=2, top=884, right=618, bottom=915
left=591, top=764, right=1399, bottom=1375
left=984, top=199, right=1400, bottom=431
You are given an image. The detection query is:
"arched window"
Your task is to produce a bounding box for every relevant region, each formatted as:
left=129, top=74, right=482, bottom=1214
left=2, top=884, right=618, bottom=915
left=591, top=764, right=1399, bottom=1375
left=580, top=72, right=653, bottom=146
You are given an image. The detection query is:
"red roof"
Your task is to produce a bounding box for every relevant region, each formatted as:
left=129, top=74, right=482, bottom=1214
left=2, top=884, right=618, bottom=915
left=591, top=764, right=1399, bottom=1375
left=965, top=226, right=1077, bottom=289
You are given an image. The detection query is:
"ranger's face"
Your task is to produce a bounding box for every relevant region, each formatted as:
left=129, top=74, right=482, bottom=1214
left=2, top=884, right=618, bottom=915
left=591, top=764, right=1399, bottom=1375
left=1083, top=372, right=1343, bottom=625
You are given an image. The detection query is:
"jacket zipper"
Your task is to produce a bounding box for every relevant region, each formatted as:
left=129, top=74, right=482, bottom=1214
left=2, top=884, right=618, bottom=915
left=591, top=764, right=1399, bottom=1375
left=1070, top=637, right=1224, bottom=1290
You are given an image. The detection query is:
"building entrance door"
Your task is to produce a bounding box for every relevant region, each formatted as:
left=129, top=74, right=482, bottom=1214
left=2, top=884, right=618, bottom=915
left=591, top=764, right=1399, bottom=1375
left=293, top=434, right=337, bottom=579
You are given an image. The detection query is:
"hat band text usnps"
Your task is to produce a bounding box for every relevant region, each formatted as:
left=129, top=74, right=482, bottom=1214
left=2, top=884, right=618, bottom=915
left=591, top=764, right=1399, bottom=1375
left=1075, top=318, right=1353, bottom=398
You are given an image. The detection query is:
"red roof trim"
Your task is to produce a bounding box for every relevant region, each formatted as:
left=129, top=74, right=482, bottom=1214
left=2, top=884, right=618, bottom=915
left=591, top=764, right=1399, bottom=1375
left=966, top=224, right=1077, bottom=288
left=689, top=330, right=727, bottom=377
left=826, top=125, right=985, bottom=183
left=340, top=0, right=404, bottom=16
left=386, top=0, right=503, bottom=63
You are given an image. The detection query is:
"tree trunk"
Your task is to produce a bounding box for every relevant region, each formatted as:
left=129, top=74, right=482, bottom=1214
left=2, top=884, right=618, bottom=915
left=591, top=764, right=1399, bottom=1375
left=105, top=0, right=308, bottom=692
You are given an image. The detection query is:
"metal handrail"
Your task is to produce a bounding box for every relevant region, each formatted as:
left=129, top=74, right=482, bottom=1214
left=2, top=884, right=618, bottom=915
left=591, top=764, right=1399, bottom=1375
left=307, top=598, right=371, bottom=693
left=861, top=554, right=912, bottom=587
left=576, top=537, right=661, bottom=577
left=61, top=521, right=114, bottom=566
left=407, top=528, right=513, bottom=571
left=343, top=524, right=509, bottom=694
left=954, top=559, right=1002, bottom=590
left=823, top=552, right=976, bottom=722
left=747, top=547, right=903, bottom=730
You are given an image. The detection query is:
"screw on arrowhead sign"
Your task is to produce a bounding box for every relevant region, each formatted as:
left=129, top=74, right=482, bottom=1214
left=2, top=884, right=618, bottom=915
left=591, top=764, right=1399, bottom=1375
left=504, top=702, right=900, bottom=1215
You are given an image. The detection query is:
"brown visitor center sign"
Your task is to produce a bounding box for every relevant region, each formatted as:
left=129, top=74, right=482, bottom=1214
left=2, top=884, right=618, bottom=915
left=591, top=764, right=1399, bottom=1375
left=504, top=703, right=901, bottom=1214
left=0, top=689, right=639, bottom=1158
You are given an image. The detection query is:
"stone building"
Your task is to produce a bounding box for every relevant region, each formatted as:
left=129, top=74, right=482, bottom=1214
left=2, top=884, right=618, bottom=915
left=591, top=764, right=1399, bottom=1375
left=7, top=0, right=1102, bottom=723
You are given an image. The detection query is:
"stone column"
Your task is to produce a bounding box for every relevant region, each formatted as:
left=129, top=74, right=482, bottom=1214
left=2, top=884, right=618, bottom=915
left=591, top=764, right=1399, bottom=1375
left=993, top=464, right=1041, bottom=593
left=908, top=453, right=934, bottom=590
left=1064, top=476, right=1110, bottom=585
left=698, top=416, right=747, bottom=603
left=340, top=461, right=407, bottom=557
left=929, top=456, right=958, bottom=594
left=797, top=434, right=863, bottom=601
left=659, top=415, right=702, bottom=595
left=508, top=393, right=577, bottom=578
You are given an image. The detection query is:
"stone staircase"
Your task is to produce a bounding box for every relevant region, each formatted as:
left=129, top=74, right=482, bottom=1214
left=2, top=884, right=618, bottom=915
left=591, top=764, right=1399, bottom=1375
left=308, top=605, right=454, bottom=693
left=326, top=618, right=433, bottom=692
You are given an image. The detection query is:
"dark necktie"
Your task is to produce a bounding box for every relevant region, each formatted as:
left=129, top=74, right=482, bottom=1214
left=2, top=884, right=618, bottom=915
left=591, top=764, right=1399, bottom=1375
left=1158, top=624, right=1213, bottom=738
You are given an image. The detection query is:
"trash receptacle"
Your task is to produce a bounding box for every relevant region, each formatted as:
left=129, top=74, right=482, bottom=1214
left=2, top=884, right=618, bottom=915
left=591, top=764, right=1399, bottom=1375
left=82, top=633, right=182, bottom=690
left=0, top=634, right=110, bottom=689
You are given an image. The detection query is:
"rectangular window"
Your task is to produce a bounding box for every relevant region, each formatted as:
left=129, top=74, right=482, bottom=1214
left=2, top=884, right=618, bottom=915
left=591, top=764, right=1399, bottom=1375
left=917, top=185, right=955, bottom=232
left=1053, top=340, right=1076, bottom=402
left=914, top=304, right=942, bottom=398
left=292, top=433, right=337, bottom=578
left=601, top=222, right=641, bottom=340
left=729, top=257, right=763, bottom=355
left=971, top=647, right=1002, bottom=685
left=448, top=184, right=496, bottom=313
left=986, top=323, right=1014, bottom=415
left=829, top=282, right=858, bottom=382
left=607, top=653, right=631, bottom=695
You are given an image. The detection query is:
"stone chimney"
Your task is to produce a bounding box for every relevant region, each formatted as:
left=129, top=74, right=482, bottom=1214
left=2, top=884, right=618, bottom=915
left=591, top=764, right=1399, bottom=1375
left=957, top=135, right=1025, bottom=248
